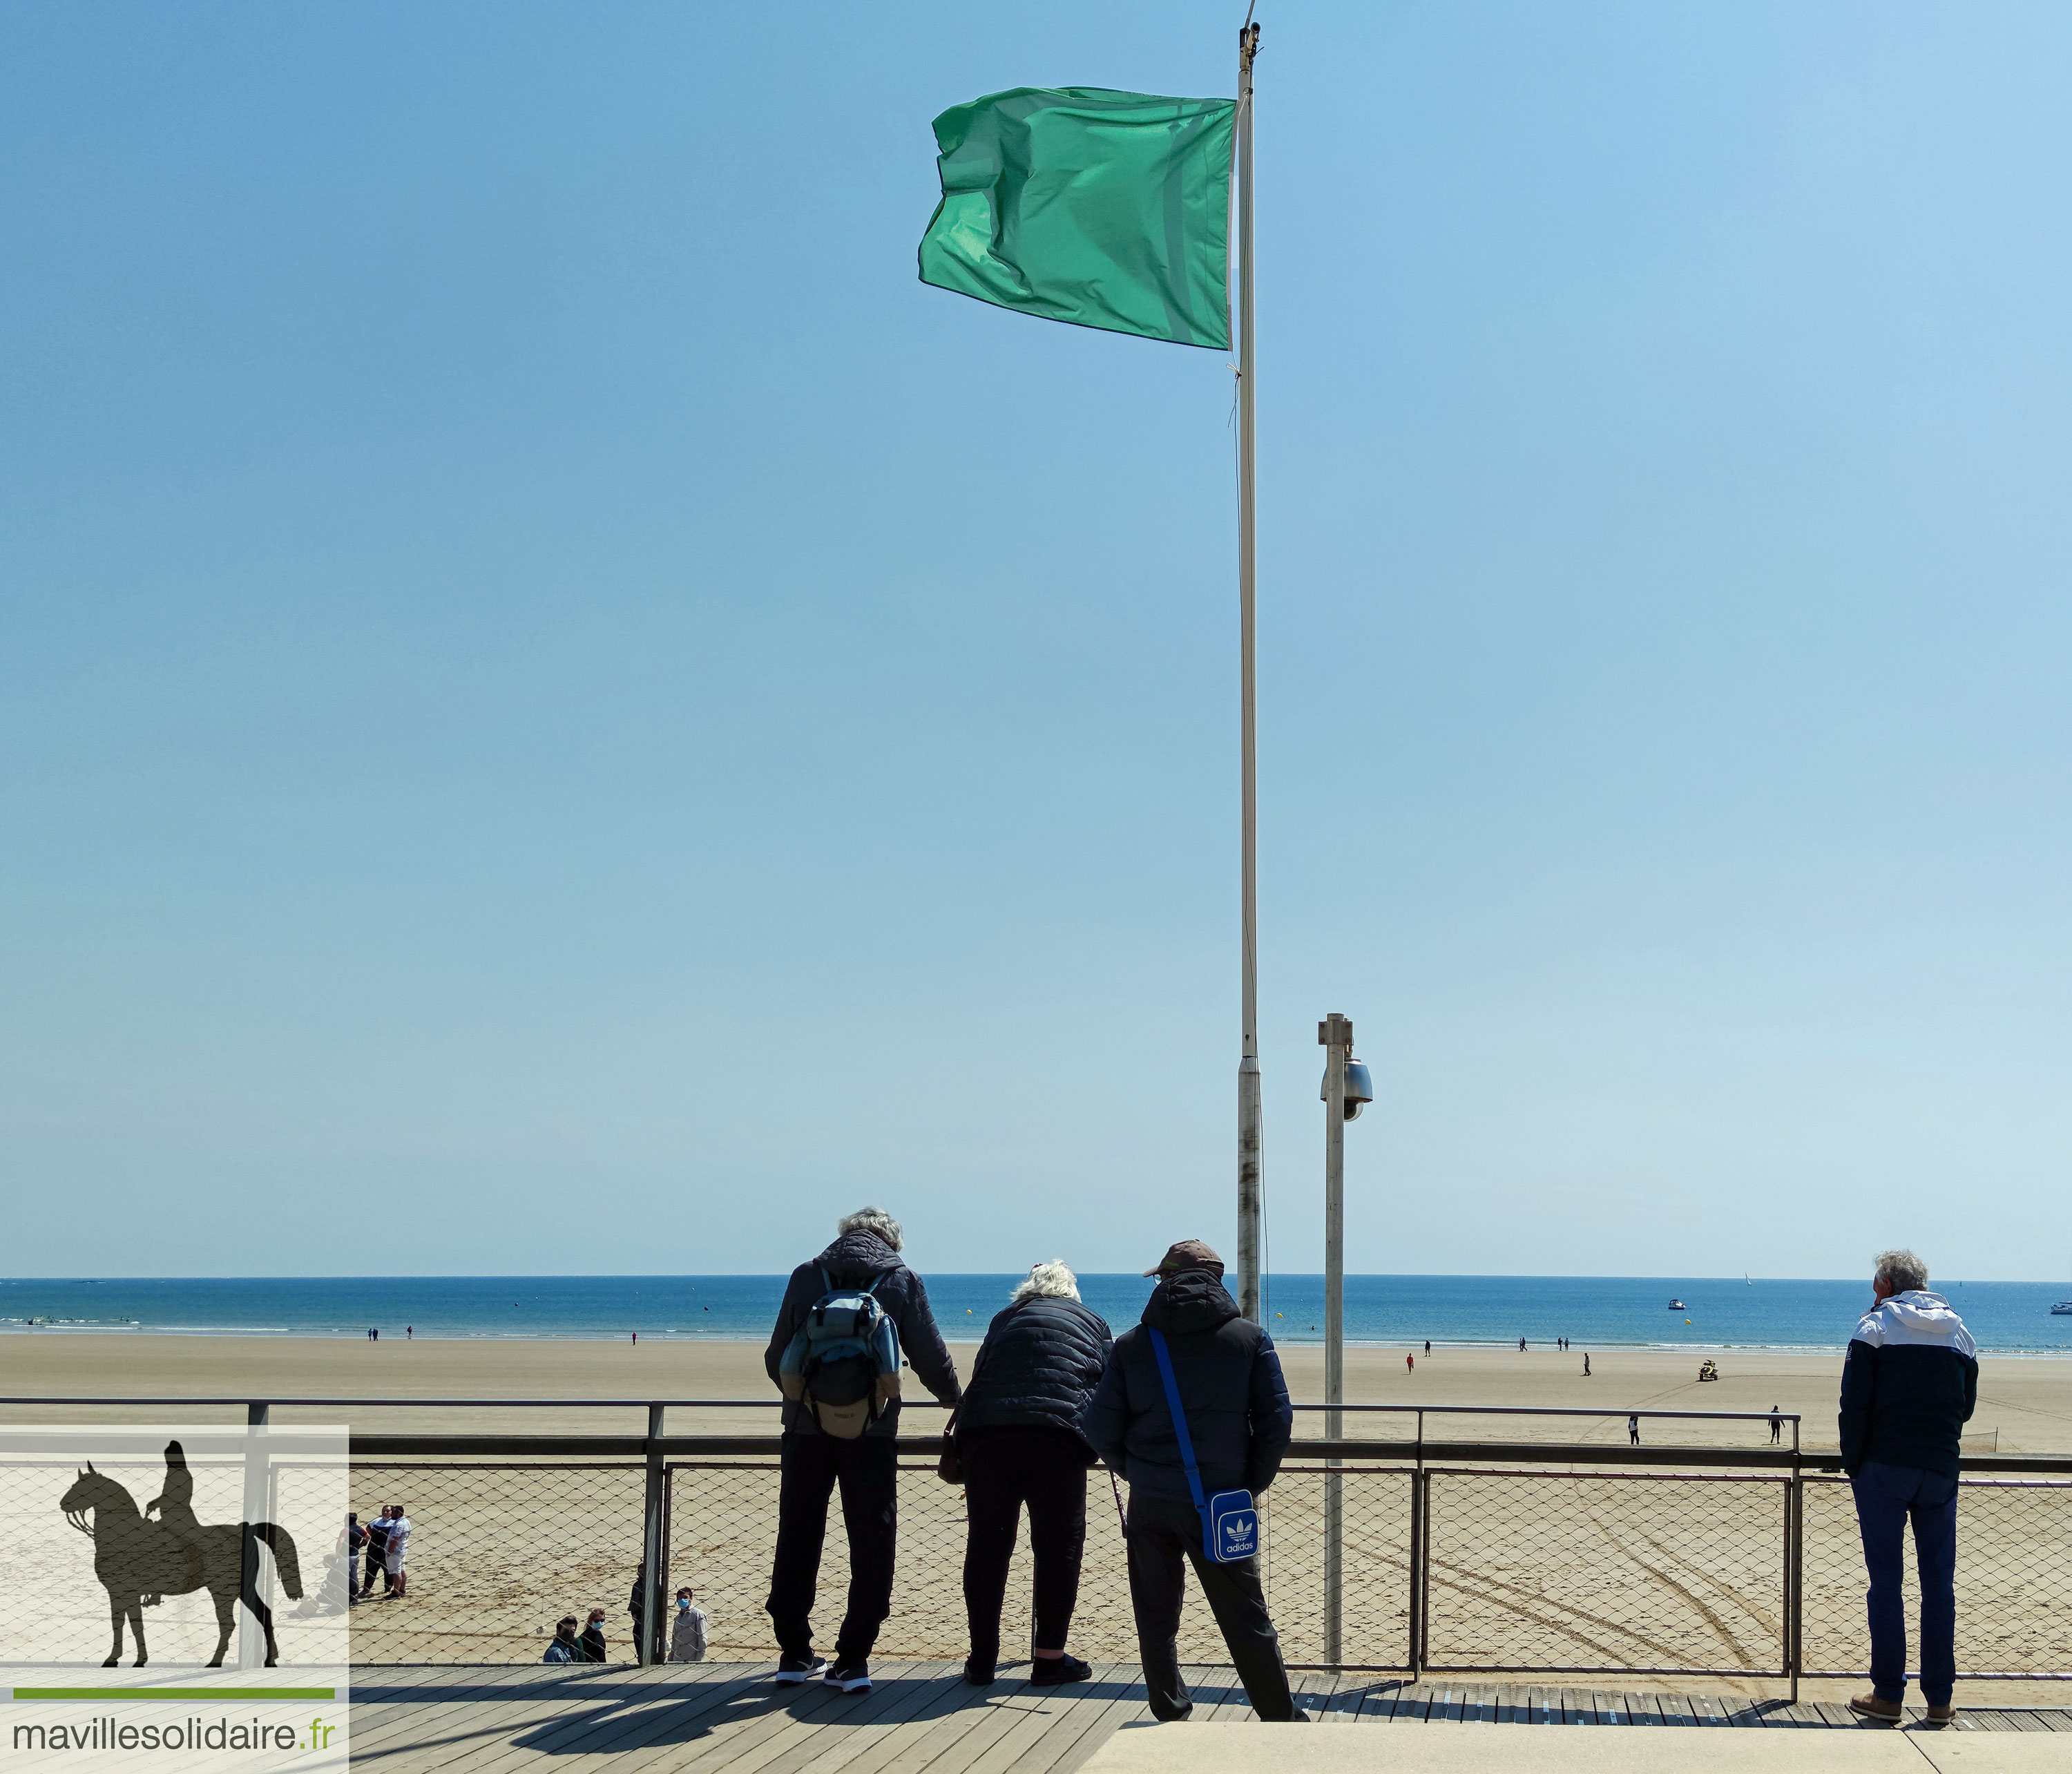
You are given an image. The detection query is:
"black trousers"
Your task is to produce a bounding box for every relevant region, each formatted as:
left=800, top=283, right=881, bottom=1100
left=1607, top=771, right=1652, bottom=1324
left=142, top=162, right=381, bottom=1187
left=1125, top=1491, right=1296, bottom=1722
left=765, top=1432, right=898, bottom=1663
left=961, top=1428, right=1088, bottom=1662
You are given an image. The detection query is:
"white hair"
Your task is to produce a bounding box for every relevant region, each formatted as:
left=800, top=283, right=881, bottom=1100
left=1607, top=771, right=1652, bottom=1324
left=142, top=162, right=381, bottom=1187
left=1874, top=1248, right=1929, bottom=1293
left=836, top=1206, right=903, bottom=1252
left=1011, top=1260, right=1080, bottom=1304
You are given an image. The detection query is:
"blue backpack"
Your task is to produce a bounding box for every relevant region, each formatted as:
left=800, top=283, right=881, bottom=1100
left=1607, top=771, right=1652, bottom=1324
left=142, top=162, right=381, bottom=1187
left=1147, top=1326, right=1260, bottom=1564
left=779, top=1269, right=903, bottom=1438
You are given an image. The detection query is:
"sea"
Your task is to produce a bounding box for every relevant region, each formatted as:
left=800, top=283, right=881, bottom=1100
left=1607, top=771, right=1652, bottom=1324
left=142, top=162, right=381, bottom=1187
left=3, top=1275, right=2069, bottom=1354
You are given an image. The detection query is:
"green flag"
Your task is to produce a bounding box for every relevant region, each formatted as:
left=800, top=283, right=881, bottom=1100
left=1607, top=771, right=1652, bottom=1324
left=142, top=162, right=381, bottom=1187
left=919, top=86, right=1235, bottom=350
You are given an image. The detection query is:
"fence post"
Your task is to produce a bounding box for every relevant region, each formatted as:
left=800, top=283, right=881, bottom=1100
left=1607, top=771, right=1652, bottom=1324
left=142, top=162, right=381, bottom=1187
left=1409, top=1461, right=1427, bottom=1679
left=238, top=1402, right=271, bottom=1671
left=640, top=1404, right=666, bottom=1666
left=1787, top=1437, right=1804, bottom=1704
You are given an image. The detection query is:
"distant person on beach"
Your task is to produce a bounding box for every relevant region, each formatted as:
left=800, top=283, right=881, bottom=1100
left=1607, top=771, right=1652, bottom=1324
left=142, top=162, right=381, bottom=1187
left=1583, top=1354, right=1591, bottom=1377
left=1406, top=1353, right=1413, bottom=1374
left=383, top=1504, right=411, bottom=1597
left=1519, top=1337, right=1526, bottom=1353
left=1423, top=1340, right=1430, bottom=1357
left=543, top=1616, right=582, bottom=1663
left=1841, top=1248, right=1977, bottom=1726
left=579, top=1607, right=608, bottom=1663
left=763, top=1205, right=961, bottom=1695
left=1770, top=1405, right=1783, bottom=1444
left=1083, top=1239, right=1304, bottom=1724
left=406, top=1326, right=412, bottom=1339
left=360, top=1507, right=393, bottom=1596
left=955, top=1260, right=1111, bottom=1688
left=1627, top=1415, right=1640, bottom=1445
left=670, top=1588, right=709, bottom=1663
left=344, top=1514, right=367, bottom=1606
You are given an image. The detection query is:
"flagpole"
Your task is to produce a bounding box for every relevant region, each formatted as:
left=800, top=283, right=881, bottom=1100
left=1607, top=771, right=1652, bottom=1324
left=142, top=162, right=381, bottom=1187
left=1234, top=16, right=1263, bottom=1324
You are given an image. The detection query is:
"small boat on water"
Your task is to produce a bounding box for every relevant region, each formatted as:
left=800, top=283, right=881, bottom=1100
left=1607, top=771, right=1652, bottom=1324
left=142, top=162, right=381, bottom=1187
left=2053, top=1301, right=2072, bottom=1316
left=1668, top=1298, right=1685, bottom=1310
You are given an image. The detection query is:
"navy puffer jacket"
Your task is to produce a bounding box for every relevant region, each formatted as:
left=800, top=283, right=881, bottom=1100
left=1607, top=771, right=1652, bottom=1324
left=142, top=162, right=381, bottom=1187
left=959, top=1295, right=1113, bottom=1453
left=1080, top=1269, right=1292, bottom=1504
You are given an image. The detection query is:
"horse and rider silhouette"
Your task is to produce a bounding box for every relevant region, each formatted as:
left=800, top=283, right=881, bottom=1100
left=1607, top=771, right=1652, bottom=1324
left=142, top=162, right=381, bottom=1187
left=59, top=1440, right=303, bottom=1667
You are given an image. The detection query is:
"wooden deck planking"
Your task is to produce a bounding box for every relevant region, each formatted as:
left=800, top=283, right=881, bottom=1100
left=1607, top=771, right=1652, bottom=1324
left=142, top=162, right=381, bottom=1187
left=346, top=1664, right=2071, bottom=1773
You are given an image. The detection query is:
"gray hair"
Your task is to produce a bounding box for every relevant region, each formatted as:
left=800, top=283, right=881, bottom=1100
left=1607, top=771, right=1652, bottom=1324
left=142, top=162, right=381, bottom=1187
left=1874, top=1248, right=1929, bottom=1293
left=1010, top=1260, right=1081, bottom=1304
left=836, top=1206, right=903, bottom=1252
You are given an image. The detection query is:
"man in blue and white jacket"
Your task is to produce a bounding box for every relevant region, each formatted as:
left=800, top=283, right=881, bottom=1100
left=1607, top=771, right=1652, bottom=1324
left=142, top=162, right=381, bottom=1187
left=1839, top=1249, right=1977, bottom=1724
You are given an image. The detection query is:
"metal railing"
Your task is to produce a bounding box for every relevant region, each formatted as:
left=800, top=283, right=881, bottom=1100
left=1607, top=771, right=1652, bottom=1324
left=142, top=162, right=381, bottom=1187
left=10, top=1397, right=2068, bottom=1694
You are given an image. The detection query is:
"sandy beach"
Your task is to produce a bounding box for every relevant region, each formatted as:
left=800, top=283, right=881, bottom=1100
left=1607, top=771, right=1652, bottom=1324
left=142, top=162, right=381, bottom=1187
left=3, top=1333, right=2067, bottom=1453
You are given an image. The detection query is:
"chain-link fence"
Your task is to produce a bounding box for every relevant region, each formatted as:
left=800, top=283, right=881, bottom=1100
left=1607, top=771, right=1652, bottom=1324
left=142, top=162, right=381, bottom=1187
left=1422, top=1469, right=1787, bottom=1676
left=1799, top=1474, right=2072, bottom=1679
left=347, top=1462, right=648, bottom=1663
left=311, top=1433, right=2071, bottom=1681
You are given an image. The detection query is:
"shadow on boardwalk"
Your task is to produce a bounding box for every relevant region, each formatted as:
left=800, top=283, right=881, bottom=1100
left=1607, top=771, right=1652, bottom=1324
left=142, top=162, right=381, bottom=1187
left=345, top=1663, right=2071, bottom=1773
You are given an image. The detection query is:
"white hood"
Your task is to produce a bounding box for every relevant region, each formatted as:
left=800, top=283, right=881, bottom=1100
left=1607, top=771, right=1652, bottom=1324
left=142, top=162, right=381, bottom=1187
left=1855, top=1289, right=1976, bottom=1357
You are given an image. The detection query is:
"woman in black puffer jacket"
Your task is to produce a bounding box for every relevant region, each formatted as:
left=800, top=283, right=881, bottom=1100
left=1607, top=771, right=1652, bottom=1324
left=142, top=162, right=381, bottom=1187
left=956, top=1260, right=1112, bottom=1686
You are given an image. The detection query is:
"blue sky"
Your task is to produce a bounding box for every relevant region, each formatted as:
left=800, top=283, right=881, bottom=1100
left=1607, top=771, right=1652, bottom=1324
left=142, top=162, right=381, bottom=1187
left=3, top=3, right=2067, bottom=1281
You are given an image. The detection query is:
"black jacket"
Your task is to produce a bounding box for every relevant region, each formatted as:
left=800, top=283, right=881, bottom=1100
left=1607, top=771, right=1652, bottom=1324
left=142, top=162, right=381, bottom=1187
left=764, top=1229, right=961, bottom=1436
left=1080, top=1270, right=1292, bottom=1504
left=1838, top=1290, right=1979, bottom=1480
left=959, top=1295, right=1113, bottom=1453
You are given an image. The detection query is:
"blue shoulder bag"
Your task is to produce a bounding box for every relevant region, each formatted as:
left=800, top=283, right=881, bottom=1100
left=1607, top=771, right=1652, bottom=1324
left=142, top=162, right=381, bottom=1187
left=1146, top=1326, right=1260, bottom=1564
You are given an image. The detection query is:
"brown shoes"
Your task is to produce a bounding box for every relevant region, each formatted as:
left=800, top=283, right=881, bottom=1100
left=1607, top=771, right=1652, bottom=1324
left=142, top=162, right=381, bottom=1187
left=1850, top=1692, right=1903, bottom=1722
left=1926, top=1704, right=1957, bottom=1725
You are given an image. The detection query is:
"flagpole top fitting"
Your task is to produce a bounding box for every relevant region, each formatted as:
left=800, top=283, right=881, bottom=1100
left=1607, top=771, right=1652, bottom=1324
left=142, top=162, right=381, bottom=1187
left=1239, top=21, right=1260, bottom=69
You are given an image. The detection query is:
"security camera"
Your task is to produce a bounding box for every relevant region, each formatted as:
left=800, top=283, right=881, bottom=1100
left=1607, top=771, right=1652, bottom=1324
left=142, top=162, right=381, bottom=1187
left=1319, top=1056, right=1374, bottom=1120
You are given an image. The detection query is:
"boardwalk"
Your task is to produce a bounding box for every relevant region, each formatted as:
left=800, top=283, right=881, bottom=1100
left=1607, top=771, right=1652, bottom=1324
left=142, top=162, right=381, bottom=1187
left=347, top=1663, right=2070, bottom=1774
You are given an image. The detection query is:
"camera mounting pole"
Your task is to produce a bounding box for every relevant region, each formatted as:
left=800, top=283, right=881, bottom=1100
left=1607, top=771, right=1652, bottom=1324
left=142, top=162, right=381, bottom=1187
left=1318, top=1011, right=1352, bottom=1661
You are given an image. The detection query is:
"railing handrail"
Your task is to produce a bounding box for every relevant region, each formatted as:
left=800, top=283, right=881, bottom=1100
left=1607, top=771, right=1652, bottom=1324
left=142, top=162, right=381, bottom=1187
left=0, top=1395, right=1803, bottom=1422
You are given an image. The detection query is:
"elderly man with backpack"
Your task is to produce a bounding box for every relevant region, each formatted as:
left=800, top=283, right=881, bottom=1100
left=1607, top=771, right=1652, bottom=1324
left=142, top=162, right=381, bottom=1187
left=1082, top=1239, right=1304, bottom=1724
left=764, top=1205, right=960, bottom=1693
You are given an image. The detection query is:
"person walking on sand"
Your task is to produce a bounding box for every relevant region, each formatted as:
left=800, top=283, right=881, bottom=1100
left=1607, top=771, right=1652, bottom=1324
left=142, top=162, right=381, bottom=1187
left=1628, top=1415, right=1640, bottom=1446
left=1406, top=1353, right=1414, bottom=1375
left=1083, top=1239, right=1305, bottom=1724
left=1841, top=1249, right=1977, bottom=1726
left=1423, top=1340, right=1430, bottom=1357
left=1583, top=1353, right=1591, bottom=1377
left=764, top=1206, right=961, bottom=1695
left=670, top=1588, right=709, bottom=1663
left=1770, top=1404, right=1783, bottom=1444
left=955, top=1260, right=1111, bottom=1688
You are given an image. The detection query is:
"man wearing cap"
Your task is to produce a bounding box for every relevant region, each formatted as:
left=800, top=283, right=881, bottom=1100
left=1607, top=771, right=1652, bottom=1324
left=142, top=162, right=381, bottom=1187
left=1081, top=1239, right=1302, bottom=1723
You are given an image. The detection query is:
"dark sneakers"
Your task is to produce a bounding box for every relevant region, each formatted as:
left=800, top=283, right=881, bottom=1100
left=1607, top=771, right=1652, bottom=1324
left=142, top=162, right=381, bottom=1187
left=1029, top=1656, right=1092, bottom=1686
left=963, top=1658, right=996, bottom=1686
left=823, top=1661, right=872, bottom=1693
left=774, top=1655, right=829, bottom=1685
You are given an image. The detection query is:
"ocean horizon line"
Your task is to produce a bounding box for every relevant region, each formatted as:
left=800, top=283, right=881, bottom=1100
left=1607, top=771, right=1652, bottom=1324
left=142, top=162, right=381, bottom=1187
left=3, top=1272, right=2067, bottom=1355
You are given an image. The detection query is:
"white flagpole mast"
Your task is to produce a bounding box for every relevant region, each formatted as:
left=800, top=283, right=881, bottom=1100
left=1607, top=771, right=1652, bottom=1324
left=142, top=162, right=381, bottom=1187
left=1234, top=14, right=1263, bottom=1323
